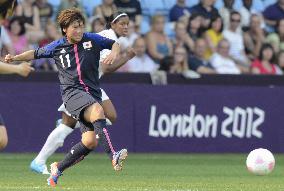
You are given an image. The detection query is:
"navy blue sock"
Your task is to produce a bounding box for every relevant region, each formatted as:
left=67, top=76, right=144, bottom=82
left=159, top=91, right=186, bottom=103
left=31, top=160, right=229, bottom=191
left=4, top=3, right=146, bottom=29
left=93, top=119, right=115, bottom=159
left=57, top=142, right=92, bottom=172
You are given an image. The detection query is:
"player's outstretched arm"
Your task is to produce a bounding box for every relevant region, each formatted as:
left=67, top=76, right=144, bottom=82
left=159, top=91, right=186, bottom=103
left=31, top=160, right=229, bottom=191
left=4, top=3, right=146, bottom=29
left=102, top=42, right=120, bottom=65
left=5, top=50, right=35, bottom=63
left=102, top=48, right=136, bottom=74
left=0, top=61, right=34, bottom=77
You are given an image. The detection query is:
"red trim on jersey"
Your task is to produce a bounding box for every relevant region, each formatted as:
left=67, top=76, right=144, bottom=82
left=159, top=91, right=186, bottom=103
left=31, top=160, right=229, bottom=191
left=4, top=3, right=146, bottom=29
left=74, top=44, right=89, bottom=93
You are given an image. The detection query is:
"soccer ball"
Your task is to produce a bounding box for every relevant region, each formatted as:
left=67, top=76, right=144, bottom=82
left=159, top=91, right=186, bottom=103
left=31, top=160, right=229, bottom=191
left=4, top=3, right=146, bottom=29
left=246, top=148, right=275, bottom=175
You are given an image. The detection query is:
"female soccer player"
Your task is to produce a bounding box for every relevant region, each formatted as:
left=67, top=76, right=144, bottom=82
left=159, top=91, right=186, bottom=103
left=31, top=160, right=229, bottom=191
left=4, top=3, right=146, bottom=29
left=30, top=12, right=134, bottom=175
left=5, top=8, right=121, bottom=187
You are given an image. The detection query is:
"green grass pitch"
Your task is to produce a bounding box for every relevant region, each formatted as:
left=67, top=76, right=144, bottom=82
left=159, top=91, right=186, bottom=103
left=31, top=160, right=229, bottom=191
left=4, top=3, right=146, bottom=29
left=0, top=153, right=283, bottom=191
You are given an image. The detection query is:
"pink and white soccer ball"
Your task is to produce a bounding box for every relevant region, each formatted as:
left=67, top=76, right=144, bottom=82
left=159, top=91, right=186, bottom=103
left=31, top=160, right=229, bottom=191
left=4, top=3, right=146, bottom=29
left=246, top=148, right=275, bottom=175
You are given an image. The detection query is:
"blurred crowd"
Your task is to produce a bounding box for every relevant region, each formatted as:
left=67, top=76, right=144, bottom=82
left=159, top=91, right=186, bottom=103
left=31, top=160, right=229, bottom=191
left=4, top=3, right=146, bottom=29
left=1, top=0, right=284, bottom=75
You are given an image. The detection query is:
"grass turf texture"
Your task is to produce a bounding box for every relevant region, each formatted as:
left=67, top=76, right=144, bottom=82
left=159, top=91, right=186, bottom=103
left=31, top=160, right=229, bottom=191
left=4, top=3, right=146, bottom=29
left=0, top=153, right=283, bottom=191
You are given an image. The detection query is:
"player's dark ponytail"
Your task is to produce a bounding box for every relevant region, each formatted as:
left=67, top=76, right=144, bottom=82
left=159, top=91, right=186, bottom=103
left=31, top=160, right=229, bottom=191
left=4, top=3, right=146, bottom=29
left=106, top=12, right=128, bottom=29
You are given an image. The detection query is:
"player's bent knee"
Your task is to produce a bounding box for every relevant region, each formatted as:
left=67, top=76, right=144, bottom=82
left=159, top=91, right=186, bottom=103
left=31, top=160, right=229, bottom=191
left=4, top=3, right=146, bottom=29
left=82, top=130, right=98, bottom=149
left=82, top=138, right=97, bottom=149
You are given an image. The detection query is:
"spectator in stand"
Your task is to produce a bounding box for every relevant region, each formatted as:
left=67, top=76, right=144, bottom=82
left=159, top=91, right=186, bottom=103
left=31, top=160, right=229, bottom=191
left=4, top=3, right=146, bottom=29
left=251, top=43, right=282, bottom=75
left=34, top=0, right=53, bottom=28
left=146, top=14, right=173, bottom=64
left=169, top=0, right=191, bottom=22
left=170, top=46, right=189, bottom=74
left=90, top=16, right=106, bottom=33
left=14, top=0, right=44, bottom=43
left=187, top=13, right=203, bottom=41
left=7, top=17, right=30, bottom=55
left=189, top=0, right=219, bottom=29
left=204, top=14, right=224, bottom=60
left=266, top=19, right=284, bottom=53
left=172, top=21, right=194, bottom=53
left=276, top=50, right=284, bottom=73
left=219, top=0, right=234, bottom=30
left=243, top=14, right=265, bottom=60
left=93, top=0, right=117, bottom=24
left=126, top=37, right=157, bottom=73
left=157, top=46, right=187, bottom=74
left=33, top=21, right=61, bottom=71
left=114, top=0, right=142, bottom=32
left=263, top=0, right=284, bottom=28
left=223, top=11, right=250, bottom=67
left=210, top=39, right=244, bottom=74
left=188, top=38, right=216, bottom=74
left=118, top=20, right=139, bottom=50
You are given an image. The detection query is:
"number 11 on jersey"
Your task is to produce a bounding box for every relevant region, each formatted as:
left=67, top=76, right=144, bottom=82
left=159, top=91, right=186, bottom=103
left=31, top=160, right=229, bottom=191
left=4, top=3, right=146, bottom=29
left=59, top=54, right=71, bottom=68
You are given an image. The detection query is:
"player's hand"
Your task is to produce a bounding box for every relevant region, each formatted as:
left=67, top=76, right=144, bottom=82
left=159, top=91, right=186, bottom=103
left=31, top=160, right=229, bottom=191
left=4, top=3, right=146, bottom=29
left=16, top=62, right=34, bottom=77
left=126, top=48, right=136, bottom=59
left=5, top=54, right=14, bottom=63
left=102, top=52, right=117, bottom=65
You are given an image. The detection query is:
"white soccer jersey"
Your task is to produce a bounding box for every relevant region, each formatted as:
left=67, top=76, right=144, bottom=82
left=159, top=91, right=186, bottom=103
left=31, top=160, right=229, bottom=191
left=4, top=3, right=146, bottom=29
left=97, top=29, right=120, bottom=78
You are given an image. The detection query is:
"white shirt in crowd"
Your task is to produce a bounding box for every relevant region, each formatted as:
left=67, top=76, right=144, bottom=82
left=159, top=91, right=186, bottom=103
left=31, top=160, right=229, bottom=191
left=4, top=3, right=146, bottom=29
left=210, top=53, right=241, bottom=74
left=223, top=29, right=247, bottom=62
left=126, top=54, right=158, bottom=73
